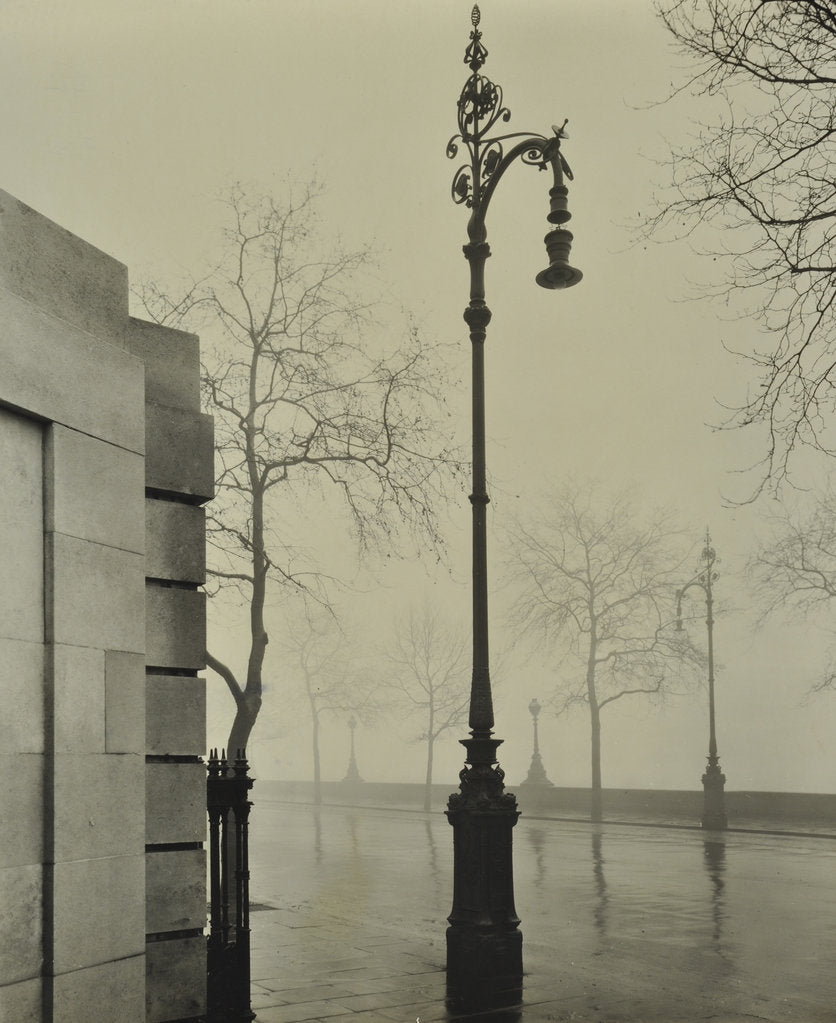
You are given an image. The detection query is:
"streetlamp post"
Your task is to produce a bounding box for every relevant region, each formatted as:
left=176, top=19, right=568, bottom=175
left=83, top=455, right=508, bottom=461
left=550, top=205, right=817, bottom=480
left=445, top=6, right=581, bottom=1011
left=676, top=529, right=727, bottom=831
left=342, top=716, right=363, bottom=785
left=521, top=698, right=553, bottom=787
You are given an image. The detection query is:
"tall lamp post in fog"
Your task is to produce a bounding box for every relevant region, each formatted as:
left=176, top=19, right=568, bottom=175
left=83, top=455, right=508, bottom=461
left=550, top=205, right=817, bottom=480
left=521, top=698, right=553, bottom=787
left=676, top=529, right=727, bottom=831
left=342, top=716, right=363, bottom=785
left=445, top=5, right=581, bottom=1010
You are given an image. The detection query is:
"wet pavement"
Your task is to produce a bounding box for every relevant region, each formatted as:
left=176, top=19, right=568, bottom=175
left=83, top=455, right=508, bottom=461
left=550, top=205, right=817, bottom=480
left=247, top=799, right=836, bottom=1022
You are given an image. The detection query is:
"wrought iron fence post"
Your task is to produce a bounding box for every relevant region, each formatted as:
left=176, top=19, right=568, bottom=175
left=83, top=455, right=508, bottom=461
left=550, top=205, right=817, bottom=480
left=206, top=748, right=255, bottom=1023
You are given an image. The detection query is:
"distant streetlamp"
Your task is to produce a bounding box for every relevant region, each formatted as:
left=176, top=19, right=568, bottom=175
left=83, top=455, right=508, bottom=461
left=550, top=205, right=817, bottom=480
left=445, top=5, right=581, bottom=1011
left=676, top=529, right=727, bottom=830
left=521, top=698, right=553, bottom=786
left=342, top=716, right=363, bottom=784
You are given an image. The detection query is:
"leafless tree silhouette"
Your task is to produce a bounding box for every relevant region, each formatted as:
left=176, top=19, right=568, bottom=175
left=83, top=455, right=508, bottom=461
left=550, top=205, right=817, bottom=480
left=139, top=183, right=463, bottom=756
left=649, top=1, right=836, bottom=496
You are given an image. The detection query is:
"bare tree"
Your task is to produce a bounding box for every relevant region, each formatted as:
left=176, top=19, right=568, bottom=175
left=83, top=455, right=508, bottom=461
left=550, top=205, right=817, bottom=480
left=749, top=487, right=836, bottom=695
left=649, top=1, right=836, bottom=496
left=139, top=183, right=462, bottom=757
left=382, top=602, right=471, bottom=812
left=277, top=606, right=376, bottom=804
left=505, top=482, right=702, bottom=821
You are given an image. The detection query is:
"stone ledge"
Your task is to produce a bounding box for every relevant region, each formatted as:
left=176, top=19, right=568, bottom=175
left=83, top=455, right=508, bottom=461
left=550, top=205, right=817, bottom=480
left=145, top=586, right=206, bottom=671
left=145, top=499, right=206, bottom=584
left=147, top=675, right=206, bottom=756
left=145, top=849, right=206, bottom=933
left=145, top=402, right=214, bottom=501
left=124, top=317, right=200, bottom=412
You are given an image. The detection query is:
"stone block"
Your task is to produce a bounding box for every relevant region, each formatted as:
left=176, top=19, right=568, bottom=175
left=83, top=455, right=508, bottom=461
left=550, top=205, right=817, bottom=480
left=52, top=954, right=145, bottom=1023
left=53, top=754, right=144, bottom=862
left=145, top=499, right=206, bottom=583
left=46, top=426, right=144, bottom=554
left=47, top=533, right=144, bottom=654
left=145, top=849, right=206, bottom=933
left=2, top=638, right=44, bottom=754
left=0, top=189, right=128, bottom=343
left=145, top=761, right=205, bottom=845
left=0, top=407, right=44, bottom=646
left=145, top=402, right=214, bottom=501
left=0, top=863, right=42, bottom=985
left=145, top=585, right=206, bottom=671
left=104, top=651, right=145, bottom=754
left=124, top=317, right=200, bottom=412
left=53, top=645, right=105, bottom=754
left=0, top=287, right=144, bottom=454
left=52, top=854, right=144, bottom=974
left=146, top=675, right=206, bottom=756
left=0, top=976, right=41, bottom=1021
left=0, top=755, right=43, bottom=868
left=145, top=936, right=206, bottom=1023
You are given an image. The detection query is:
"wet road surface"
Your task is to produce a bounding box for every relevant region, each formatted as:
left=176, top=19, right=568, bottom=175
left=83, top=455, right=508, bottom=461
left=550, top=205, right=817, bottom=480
left=247, top=799, right=836, bottom=1022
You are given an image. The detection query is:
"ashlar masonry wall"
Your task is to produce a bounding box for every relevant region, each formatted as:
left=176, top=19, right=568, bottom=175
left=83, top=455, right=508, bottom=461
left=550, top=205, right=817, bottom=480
left=0, top=190, right=212, bottom=1023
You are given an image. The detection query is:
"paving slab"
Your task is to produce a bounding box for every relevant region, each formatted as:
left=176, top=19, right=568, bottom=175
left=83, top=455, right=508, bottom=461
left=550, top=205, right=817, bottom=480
left=247, top=800, right=836, bottom=1022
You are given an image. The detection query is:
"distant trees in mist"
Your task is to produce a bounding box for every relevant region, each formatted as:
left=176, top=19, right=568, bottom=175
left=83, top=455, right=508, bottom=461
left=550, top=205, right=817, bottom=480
left=504, top=481, right=704, bottom=821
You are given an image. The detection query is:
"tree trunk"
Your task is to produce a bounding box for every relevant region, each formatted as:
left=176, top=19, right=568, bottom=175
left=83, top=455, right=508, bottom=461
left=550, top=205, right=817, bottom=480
left=312, top=711, right=322, bottom=805
left=225, top=461, right=269, bottom=759
left=587, top=617, right=603, bottom=822
left=424, top=735, right=434, bottom=813
left=590, top=700, right=602, bottom=823
left=227, top=689, right=263, bottom=761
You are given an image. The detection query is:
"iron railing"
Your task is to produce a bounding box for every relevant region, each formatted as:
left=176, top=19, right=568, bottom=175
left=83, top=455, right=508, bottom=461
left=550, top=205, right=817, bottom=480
left=206, top=748, right=255, bottom=1022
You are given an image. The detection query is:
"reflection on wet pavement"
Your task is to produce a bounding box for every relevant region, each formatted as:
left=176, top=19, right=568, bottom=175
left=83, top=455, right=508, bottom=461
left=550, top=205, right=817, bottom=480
left=591, top=831, right=608, bottom=940
left=703, top=838, right=726, bottom=947
left=248, top=799, right=836, bottom=1021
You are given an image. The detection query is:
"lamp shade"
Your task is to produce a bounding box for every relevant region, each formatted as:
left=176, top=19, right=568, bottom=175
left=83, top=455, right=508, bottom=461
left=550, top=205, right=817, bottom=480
left=535, top=227, right=582, bottom=290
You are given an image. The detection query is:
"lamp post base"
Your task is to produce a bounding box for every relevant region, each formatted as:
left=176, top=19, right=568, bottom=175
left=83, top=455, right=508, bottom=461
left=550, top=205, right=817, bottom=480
left=520, top=751, right=553, bottom=787
left=701, top=758, right=727, bottom=831
left=446, top=920, right=522, bottom=1012
left=446, top=739, right=522, bottom=1012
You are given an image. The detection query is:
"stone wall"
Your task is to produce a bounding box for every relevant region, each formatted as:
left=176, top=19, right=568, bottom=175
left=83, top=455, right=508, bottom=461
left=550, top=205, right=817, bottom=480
left=0, top=190, right=211, bottom=1022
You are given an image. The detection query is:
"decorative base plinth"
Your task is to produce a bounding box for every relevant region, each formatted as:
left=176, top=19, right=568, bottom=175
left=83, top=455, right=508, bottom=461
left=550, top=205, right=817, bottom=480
left=446, top=738, right=522, bottom=1013
left=446, top=924, right=522, bottom=1012
left=701, top=761, right=727, bottom=831
left=520, top=751, right=553, bottom=787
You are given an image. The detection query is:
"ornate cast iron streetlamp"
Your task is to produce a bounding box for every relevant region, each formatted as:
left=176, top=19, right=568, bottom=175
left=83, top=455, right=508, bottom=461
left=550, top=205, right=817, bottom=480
left=445, top=6, right=581, bottom=1011
left=342, top=716, right=363, bottom=784
left=676, top=529, right=728, bottom=831
left=521, top=698, right=553, bottom=787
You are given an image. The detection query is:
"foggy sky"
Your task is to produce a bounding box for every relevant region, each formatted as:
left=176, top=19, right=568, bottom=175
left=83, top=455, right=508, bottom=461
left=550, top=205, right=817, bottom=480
left=3, top=0, right=834, bottom=794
